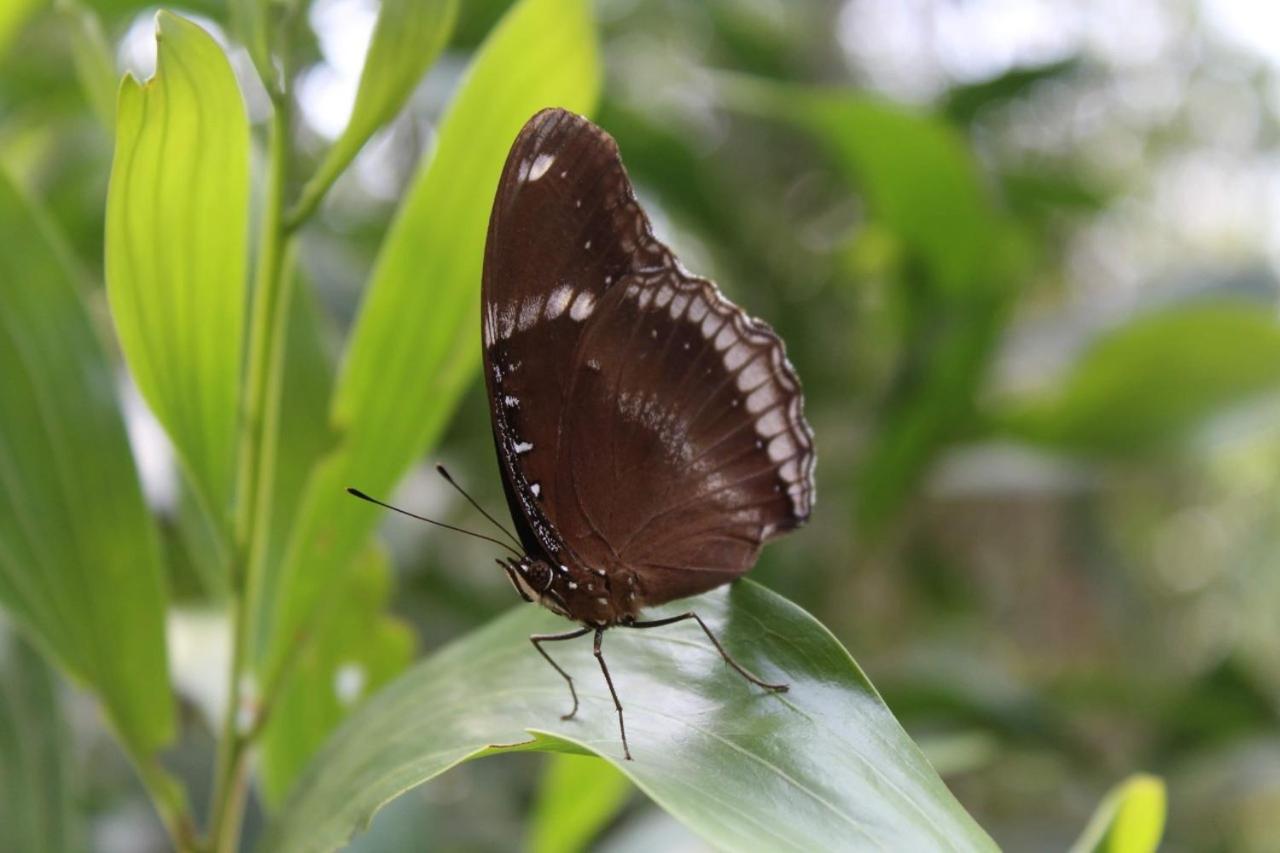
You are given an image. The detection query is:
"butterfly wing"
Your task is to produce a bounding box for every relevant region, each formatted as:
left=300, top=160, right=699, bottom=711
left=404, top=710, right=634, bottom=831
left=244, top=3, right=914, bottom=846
left=482, top=108, right=815, bottom=605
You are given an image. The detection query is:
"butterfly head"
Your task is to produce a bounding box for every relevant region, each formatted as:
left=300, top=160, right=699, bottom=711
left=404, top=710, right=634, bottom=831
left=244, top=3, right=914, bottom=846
left=500, top=555, right=641, bottom=627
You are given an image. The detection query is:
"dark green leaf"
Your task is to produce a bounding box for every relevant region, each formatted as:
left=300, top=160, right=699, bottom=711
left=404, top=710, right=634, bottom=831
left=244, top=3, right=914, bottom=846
left=264, top=582, right=995, bottom=853
left=0, top=171, right=174, bottom=753
left=0, top=628, right=78, bottom=853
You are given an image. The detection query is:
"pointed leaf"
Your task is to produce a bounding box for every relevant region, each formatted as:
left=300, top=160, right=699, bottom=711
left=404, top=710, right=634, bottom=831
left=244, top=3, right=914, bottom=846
left=261, top=0, right=599, bottom=677
left=105, top=11, right=249, bottom=533
left=1070, top=774, right=1166, bottom=853
left=291, top=0, right=459, bottom=222
left=264, top=582, right=995, bottom=853
left=0, top=172, right=173, bottom=753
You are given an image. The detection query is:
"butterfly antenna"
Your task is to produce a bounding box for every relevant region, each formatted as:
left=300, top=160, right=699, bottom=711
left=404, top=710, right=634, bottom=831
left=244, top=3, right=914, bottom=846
left=346, top=487, right=523, bottom=559
left=434, top=464, right=524, bottom=551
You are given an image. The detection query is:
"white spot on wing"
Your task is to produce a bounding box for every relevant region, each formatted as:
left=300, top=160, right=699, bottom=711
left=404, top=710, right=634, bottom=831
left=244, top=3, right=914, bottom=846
left=514, top=440, right=533, bottom=454
left=570, top=290, right=596, bottom=321
left=498, top=301, right=518, bottom=339
left=545, top=284, right=573, bottom=319
left=518, top=294, right=545, bottom=331
left=768, top=433, right=796, bottom=461
left=528, top=153, right=555, bottom=181
left=724, top=342, right=751, bottom=370
left=687, top=296, right=708, bottom=323
left=503, top=395, right=519, bottom=408
left=756, top=409, right=785, bottom=437
left=530, top=482, right=541, bottom=497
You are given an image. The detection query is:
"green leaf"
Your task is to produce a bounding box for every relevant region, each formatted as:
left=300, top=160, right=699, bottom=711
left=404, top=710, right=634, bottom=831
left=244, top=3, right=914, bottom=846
left=55, top=0, right=118, bottom=129
left=290, top=0, right=460, bottom=224
left=0, top=171, right=174, bottom=753
left=0, top=0, right=40, bottom=58
left=1070, top=774, right=1166, bottom=853
left=105, top=11, right=250, bottom=533
left=259, top=547, right=415, bottom=809
left=261, top=0, right=599, bottom=677
left=529, top=753, right=632, bottom=853
left=0, top=628, right=78, bottom=853
left=999, top=303, right=1280, bottom=454
left=263, top=582, right=996, bottom=853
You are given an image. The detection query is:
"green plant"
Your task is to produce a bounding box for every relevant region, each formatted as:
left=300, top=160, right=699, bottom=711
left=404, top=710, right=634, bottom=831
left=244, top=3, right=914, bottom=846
left=17, top=0, right=1271, bottom=849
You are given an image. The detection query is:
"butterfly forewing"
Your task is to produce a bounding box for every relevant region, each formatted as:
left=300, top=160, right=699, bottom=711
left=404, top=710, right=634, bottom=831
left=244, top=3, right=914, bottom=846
left=483, top=108, right=814, bottom=610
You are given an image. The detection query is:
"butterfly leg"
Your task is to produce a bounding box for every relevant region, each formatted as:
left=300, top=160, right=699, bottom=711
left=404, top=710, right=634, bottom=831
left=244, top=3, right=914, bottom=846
left=530, top=627, right=592, bottom=720
left=593, top=629, right=632, bottom=761
left=628, top=612, right=789, bottom=692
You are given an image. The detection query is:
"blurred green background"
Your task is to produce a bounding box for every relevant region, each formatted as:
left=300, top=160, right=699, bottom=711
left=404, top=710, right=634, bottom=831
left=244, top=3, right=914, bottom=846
left=3, top=0, right=1280, bottom=850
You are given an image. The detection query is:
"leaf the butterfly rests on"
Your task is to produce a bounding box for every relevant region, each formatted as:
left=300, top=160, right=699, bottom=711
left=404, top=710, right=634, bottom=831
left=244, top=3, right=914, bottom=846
left=478, top=108, right=815, bottom=758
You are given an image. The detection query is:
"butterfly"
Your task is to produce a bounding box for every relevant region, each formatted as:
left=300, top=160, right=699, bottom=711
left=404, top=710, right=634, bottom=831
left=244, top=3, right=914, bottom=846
left=480, top=107, right=815, bottom=759
left=352, top=107, right=814, bottom=759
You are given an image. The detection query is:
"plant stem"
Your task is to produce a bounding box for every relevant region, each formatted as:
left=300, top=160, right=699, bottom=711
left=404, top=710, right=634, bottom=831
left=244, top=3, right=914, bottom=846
left=209, top=88, right=294, bottom=853
left=135, top=756, right=201, bottom=853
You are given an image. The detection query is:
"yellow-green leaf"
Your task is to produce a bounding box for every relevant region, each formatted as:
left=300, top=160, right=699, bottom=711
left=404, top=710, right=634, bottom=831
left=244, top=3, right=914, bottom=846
left=260, top=0, right=599, bottom=679
left=1070, top=774, right=1166, bottom=853
left=105, top=11, right=249, bottom=534
left=290, top=0, right=459, bottom=224
left=0, top=171, right=174, bottom=754
left=56, top=0, right=117, bottom=129
left=530, top=754, right=632, bottom=853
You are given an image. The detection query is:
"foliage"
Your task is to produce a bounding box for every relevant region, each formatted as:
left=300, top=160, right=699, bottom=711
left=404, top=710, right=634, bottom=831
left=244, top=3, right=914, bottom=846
left=1, top=0, right=1277, bottom=850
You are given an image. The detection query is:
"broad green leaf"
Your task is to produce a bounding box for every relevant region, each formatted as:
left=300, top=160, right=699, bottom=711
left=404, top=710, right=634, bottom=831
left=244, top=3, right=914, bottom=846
left=259, top=547, right=415, bottom=808
left=263, top=582, right=996, bottom=853
left=56, top=0, right=117, bottom=128
left=999, top=304, right=1280, bottom=454
left=290, top=0, right=459, bottom=223
left=1070, top=774, right=1166, bottom=853
left=0, top=171, right=173, bottom=753
left=105, top=11, right=249, bottom=533
left=0, top=628, right=78, bottom=853
left=530, top=753, right=632, bottom=853
left=261, top=0, right=599, bottom=678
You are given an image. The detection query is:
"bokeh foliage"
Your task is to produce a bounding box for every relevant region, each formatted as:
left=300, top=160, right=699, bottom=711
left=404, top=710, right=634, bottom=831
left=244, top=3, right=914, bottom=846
left=2, top=0, right=1278, bottom=850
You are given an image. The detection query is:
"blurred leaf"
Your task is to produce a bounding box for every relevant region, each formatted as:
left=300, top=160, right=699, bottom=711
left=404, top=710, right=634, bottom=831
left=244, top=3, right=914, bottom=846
left=529, top=753, right=632, bottom=853
left=0, top=171, right=173, bottom=753
left=260, top=547, right=414, bottom=809
left=1070, top=774, right=1166, bottom=853
left=291, top=0, right=459, bottom=223
left=263, top=582, right=996, bottom=853
left=999, top=304, right=1280, bottom=453
left=105, top=11, right=249, bottom=535
left=724, top=79, right=1028, bottom=534
left=943, top=59, right=1079, bottom=125
left=55, top=0, right=116, bottom=128
left=0, top=0, right=41, bottom=58
left=261, top=0, right=599, bottom=678
left=228, top=0, right=272, bottom=93
left=0, top=628, right=78, bottom=853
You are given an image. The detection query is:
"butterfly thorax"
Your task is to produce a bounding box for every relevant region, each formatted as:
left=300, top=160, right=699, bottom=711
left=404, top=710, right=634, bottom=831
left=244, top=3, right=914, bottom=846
left=503, top=555, right=643, bottom=627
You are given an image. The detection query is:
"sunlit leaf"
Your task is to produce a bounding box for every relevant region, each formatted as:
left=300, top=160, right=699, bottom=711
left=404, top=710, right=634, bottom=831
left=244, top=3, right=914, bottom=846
left=529, top=753, right=632, bottom=853
left=263, top=582, right=996, bottom=853
left=0, top=0, right=40, bottom=58
left=290, top=0, right=459, bottom=223
left=105, top=11, right=249, bottom=534
left=1070, top=774, right=1166, bottom=853
left=259, top=547, right=414, bottom=809
left=999, top=303, right=1280, bottom=453
left=260, top=0, right=599, bottom=679
left=0, top=628, right=78, bottom=853
left=0, top=171, right=173, bottom=753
